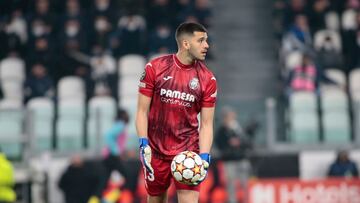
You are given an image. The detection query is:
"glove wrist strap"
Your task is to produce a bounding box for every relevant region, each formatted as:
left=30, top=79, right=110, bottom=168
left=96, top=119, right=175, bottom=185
left=199, top=153, right=211, bottom=164
left=139, top=137, right=149, bottom=148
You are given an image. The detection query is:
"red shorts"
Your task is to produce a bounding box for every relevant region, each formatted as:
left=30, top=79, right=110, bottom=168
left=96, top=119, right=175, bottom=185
left=143, top=155, right=200, bottom=196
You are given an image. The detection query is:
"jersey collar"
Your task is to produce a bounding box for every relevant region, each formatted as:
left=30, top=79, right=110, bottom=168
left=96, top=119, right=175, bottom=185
left=173, top=54, right=196, bottom=70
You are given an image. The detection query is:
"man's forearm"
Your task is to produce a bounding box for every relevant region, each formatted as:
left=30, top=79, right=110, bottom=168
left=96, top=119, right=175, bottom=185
left=136, top=111, right=148, bottom=138
left=199, top=125, right=213, bottom=154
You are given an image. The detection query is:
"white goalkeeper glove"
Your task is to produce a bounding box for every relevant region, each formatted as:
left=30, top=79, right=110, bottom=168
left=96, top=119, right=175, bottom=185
left=139, top=138, right=154, bottom=174
left=194, top=153, right=211, bottom=185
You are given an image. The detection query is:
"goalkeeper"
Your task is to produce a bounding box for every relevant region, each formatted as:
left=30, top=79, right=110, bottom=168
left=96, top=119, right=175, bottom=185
left=136, top=22, right=217, bottom=203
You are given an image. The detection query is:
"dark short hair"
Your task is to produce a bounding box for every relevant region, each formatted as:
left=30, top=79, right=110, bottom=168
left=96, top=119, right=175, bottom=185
left=175, top=22, right=207, bottom=41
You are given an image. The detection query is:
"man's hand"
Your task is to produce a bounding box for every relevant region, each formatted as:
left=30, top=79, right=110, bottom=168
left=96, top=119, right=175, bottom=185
left=139, top=138, right=154, bottom=174
left=193, top=153, right=211, bottom=185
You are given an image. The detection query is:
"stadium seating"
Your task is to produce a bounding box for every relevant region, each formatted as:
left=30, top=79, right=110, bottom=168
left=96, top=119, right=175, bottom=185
left=341, top=9, right=357, bottom=30
left=0, top=57, right=25, bottom=104
left=1, top=80, right=23, bottom=102
left=285, top=51, right=303, bottom=71
left=118, top=54, right=146, bottom=77
left=119, top=97, right=137, bottom=137
left=0, top=57, right=25, bottom=81
left=350, top=69, right=360, bottom=101
left=314, top=30, right=341, bottom=52
left=289, top=92, right=319, bottom=143
left=27, top=97, right=54, bottom=152
left=325, top=11, right=340, bottom=30
left=354, top=99, right=360, bottom=143
left=118, top=76, right=140, bottom=99
left=118, top=54, right=145, bottom=104
left=87, top=96, right=117, bottom=150
left=56, top=99, right=85, bottom=151
left=321, top=86, right=350, bottom=142
left=0, top=105, right=24, bottom=158
left=350, top=69, right=360, bottom=143
left=148, top=53, right=167, bottom=61
left=57, top=76, right=86, bottom=102
left=325, top=69, right=346, bottom=87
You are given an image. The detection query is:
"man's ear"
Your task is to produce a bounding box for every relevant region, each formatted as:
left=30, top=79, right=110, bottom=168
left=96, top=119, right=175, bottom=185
left=183, top=39, right=190, bottom=50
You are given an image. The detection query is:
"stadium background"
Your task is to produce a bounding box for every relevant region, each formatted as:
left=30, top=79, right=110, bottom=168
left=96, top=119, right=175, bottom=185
left=0, top=0, right=360, bottom=202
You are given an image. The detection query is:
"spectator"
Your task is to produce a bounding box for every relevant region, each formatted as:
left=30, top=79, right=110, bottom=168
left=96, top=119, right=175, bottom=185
left=192, top=0, right=212, bottom=28
left=328, top=150, right=359, bottom=178
left=89, top=0, right=118, bottom=26
left=6, top=10, right=28, bottom=45
left=281, top=14, right=314, bottom=60
left=90, top=45, right=117, bottom=97
left=342, top=0, right=359, bottom=72
left=27, top=0, right=57, bottom=35
left=148, top=22, right=176, bottom=56
left=314, top=30, right=343, bottom=69
left=215, top=107, right=252, bottom=203
left=89, top=15, right=112, bottom=51
left=59, top=18, right=88, bottom=54
left=283, top=0, right=308, bottom=29
left=147, top=0, right=173, bottom=30
left=215, top=107, right=251, bottom=160
left=27, top=18, right=51, bottom=40
left=24, top=63, right=54, bottom=103
left=308, top=0, right=329, bottom=35
left=26, top=36, right=56, bottom=76
left=59, top=154, right=106, bottom=203
left=329, top=0, right=346, bottom=15
left=61, top=0, right=86, bottom=26
left=102, top=109, right=133, bottom=196
left=287, top=54, right=317, bottom=94
left=172, top=0, right=193, bottom=22
left=110, top=11, right=146, bottom=56
left=57, top=18, right=91, bottom=82
left=0, top=147, right=16, bottom=203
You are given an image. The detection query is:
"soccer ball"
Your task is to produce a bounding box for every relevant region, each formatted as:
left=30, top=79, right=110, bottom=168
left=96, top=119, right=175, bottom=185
left=171, top=151, right=204, bottom=185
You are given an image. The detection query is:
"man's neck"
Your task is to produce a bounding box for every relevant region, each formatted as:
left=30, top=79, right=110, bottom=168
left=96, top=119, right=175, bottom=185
left=176, top=51, right=195, bottom=65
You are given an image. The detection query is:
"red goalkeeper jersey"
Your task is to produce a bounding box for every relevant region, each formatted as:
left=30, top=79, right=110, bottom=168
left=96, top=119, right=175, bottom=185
left=138, top=54, right=217, bottom=159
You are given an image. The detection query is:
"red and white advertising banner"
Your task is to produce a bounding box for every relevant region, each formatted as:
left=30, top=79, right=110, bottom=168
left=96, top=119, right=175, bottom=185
left=248, top=178, right=360, bottom=203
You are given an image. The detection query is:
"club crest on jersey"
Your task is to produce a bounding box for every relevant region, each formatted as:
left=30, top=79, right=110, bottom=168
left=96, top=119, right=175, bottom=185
left=189, top=78, right=199, bottom=90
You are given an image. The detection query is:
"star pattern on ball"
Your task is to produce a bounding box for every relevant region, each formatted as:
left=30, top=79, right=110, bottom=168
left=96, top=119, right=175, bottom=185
left=185, top=151, right=195, bottom=159
left=176, top=163, right=186, bottom=173
left=193, top=165, right=201, bottom=175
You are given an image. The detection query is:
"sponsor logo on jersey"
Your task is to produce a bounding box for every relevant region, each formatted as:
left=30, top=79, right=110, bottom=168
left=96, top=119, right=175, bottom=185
left=160, top=89, right=195, bottom=102
left=163, top=76, right=173, bottom=81
left=189, top=78, right=199, bottom=90
left=160, top=88, right=195, bottom=107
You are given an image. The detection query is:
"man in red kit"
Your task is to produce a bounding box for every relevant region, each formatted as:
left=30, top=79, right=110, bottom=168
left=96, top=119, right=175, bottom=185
left=136, top=22, right=217, bottom=203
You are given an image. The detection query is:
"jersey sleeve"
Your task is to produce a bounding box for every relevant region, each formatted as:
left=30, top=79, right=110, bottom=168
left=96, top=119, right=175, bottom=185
left=202, top=75, right=217, bottom=107
left=138, top=62, right=156, bottom=97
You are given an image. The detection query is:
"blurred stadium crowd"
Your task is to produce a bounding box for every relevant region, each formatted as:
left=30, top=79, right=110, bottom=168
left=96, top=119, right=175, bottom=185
left=0, top=0, right=217, bottom=202
left=0, top=0, right=212, bottom=155
left=1, top=0, right=360, bottom=203
left=0, top=0, right=212, bottom=103
left=273, top=0, right=360, bottom=143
